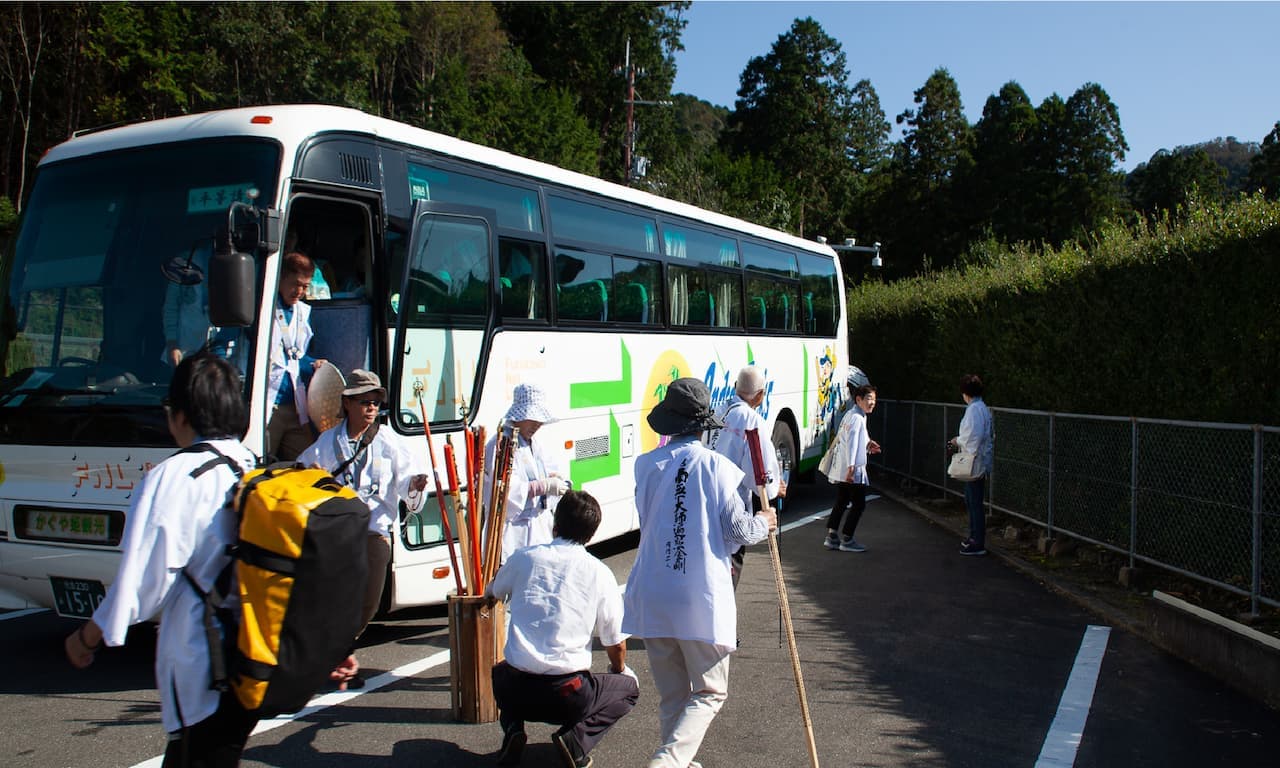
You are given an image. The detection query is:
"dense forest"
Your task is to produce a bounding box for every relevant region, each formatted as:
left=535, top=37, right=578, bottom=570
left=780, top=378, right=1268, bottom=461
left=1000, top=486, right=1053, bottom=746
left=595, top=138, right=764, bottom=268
left=2, top=1, right=1279, bottom=278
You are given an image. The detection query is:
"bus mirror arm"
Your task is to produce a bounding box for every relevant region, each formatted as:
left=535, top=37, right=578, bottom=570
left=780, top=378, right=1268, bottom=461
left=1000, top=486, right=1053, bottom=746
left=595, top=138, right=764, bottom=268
left=206, top=202, right=266, bottom=328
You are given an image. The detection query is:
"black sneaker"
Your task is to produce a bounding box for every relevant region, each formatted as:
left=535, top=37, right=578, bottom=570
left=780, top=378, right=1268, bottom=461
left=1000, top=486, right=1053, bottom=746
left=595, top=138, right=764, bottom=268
left=960, top=540, right=987, bottom=556
left=496, top=723, right=526, bottom=766
left=552, top=729, right=592, bottom=768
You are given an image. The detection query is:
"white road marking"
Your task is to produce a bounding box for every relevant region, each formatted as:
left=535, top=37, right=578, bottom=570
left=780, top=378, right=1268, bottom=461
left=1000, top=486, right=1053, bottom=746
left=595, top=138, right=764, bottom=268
left=0, top=607, right=48, bottom=621
left=778, top=494, right=879, bottom=534
left=128, top=649, right=452, bottom=768
left=1035, top=625, right=1111, bottom=768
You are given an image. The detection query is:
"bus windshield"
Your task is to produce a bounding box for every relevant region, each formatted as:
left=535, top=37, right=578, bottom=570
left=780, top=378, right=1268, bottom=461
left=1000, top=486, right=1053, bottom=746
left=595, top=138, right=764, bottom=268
left=0, top=139, right=280, bottom=446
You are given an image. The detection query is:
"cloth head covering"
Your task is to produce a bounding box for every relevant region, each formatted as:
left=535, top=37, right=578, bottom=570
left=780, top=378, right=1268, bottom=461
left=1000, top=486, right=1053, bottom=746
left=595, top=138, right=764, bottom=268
left=504, top=382, right=556, bottom=424
left=342, top=369, right=386, bottom=401
left=647, top=377, right=723, bottom=436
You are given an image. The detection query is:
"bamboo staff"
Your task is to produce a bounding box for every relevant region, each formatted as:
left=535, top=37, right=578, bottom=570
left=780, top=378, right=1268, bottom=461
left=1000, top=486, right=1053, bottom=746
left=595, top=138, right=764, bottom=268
left=470, top=426, right=485, bottom=588
left=415, top=382, right=465, bottom=596
left=482, top=422, right=517, bottom=586
left=444, top=436, right=474, bottom=595
left=744, top=428, right=820, bottom=768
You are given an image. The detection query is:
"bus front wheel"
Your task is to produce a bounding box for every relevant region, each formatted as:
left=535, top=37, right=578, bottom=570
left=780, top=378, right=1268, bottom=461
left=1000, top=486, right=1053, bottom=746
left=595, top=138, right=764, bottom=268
left=771, top=419, right=797, bottom=482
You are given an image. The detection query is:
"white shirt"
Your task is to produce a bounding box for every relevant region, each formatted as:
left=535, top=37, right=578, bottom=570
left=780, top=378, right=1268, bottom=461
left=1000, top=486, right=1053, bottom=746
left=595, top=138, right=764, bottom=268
left=297, top=420, right=423, bottom=536
left=623, top=435, right=768, bottom=654
left=486, top=538, right=626, bottom=675
left=825, top=405, right=870, bottom=485
left=956, top=397, right=994, bottom=476
left=484, top=431, right=567, bottom=561
left=92, top=438, right=256, bottom=733
left=266, top=299, right=314, bottom=423
left=709, top=395, right=781, bottom=504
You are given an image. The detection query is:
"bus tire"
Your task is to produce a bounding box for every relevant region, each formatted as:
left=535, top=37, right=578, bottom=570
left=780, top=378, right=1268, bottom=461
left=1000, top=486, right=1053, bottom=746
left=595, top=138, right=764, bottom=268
left=771, top=418, right=797, bottom=484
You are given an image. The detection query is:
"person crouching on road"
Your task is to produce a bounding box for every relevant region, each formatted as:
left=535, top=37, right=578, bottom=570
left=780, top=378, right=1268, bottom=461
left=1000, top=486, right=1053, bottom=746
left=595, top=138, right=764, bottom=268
left=65, top=352, right=259, bottom=767
left=297, top=369, right=428, bottom=689
left=624, top=378, right=777, bottom=768
left=485, top=382, right=571, bottom=563
left=485, top=490, right=639, bottom=768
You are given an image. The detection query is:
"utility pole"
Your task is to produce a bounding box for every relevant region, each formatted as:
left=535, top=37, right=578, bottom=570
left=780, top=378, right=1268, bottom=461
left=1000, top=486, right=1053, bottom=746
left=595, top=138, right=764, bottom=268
left=617, top=38, right=672, bottom=185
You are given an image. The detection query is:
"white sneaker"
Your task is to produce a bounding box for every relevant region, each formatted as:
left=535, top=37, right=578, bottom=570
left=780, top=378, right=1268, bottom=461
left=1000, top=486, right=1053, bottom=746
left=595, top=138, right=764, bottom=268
left=823, top=532, right=840, bottom=550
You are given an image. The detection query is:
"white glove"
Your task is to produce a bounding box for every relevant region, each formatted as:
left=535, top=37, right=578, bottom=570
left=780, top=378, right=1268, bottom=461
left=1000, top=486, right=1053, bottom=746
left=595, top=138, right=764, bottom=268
left=543, top=476, right=569, bottom=497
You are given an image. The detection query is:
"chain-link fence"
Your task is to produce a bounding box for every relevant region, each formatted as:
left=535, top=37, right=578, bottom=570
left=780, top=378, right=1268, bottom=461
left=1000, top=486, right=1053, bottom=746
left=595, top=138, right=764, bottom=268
left=868, top=401, right=1280, bottom=614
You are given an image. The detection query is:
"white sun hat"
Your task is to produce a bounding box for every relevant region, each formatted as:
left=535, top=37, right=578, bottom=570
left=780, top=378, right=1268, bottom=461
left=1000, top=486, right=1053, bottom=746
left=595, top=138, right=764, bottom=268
left=503, top=382, right=557, bottom=424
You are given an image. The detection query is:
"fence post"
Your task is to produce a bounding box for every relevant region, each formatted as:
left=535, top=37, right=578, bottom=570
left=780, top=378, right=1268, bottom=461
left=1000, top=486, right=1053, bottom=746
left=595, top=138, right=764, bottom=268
left=1252, top=425, right=1263, bottom=617
left=1130, top=418, right=1138, bottom=570
left=1047, top=412, right=1055, bottom=537
left=908, top=402, right=916, bottom=479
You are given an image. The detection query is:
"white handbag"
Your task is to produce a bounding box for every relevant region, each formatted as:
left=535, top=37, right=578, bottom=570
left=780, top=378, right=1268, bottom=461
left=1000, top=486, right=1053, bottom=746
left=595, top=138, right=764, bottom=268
left=947, top=450, right=982, bottom=481
left=818, top=440, right=838, bottom=476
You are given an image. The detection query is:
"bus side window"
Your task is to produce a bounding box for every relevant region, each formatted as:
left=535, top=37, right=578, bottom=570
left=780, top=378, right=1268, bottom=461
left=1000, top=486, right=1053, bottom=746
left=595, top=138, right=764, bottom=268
left=499, top=239, right=547, bottom=320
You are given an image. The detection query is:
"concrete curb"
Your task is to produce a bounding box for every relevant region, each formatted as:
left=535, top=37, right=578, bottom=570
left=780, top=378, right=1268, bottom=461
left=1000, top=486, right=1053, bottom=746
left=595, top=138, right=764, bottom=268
left=875, top=483, right=1280, bottom=712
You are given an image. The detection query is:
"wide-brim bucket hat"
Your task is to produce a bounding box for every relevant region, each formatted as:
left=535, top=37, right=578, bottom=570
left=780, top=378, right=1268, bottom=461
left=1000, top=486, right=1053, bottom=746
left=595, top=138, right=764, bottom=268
left=647, top=377, right=723, bottom=436
left=504, top=382, right=556, bottom=424
left=342, top=368, right=387, bottom=401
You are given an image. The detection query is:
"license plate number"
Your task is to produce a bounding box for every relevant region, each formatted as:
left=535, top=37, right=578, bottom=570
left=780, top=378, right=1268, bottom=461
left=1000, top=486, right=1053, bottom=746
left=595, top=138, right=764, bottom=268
left=50, top=576, right=106, bottom=619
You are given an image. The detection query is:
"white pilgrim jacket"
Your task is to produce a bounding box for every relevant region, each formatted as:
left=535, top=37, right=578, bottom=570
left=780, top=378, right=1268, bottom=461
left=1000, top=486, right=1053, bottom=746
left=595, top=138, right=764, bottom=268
left=484, top=431, right=567, bottom=562
left=297, top=419, right=424, bottom=536
left=92, top=438, right=256, bottom=733
left=623, top=435, right=769, bottom=654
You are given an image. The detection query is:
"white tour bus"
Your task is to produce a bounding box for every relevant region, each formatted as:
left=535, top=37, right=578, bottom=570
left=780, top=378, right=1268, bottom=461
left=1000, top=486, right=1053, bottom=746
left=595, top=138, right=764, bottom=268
left=0, top=105, right=850, bottom=615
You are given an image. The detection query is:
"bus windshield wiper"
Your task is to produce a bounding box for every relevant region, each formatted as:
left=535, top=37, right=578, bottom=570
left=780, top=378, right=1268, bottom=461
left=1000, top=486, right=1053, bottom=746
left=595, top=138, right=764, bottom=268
left=0, top=383, right=118, bottom=406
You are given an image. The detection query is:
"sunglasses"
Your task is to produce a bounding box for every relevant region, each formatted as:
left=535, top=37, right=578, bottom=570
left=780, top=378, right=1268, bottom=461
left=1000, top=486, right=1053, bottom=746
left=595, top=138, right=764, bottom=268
left=349, top=398, right=383, bottom=408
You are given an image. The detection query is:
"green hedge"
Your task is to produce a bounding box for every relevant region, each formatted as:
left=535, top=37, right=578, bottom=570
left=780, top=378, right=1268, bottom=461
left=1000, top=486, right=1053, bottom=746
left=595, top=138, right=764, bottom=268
left=848, top=194, right=1280, bottom=424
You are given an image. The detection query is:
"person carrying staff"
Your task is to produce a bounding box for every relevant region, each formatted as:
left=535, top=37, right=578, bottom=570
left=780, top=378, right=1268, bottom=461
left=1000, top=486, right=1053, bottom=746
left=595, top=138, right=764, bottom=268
left=484, top=382, right=571, bottom=563
left=485, top=490, right=639, bottom=768
left=709, top=365, right=785, bottom=591
left=625, top=378, right=777, bottom=768
left=297, top=369, right=428, bottom=689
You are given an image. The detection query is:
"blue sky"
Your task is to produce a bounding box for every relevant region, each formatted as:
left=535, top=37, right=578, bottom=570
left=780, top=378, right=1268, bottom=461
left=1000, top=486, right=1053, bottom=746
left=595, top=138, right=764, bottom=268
left=671, top=1, right=1280, bottom=171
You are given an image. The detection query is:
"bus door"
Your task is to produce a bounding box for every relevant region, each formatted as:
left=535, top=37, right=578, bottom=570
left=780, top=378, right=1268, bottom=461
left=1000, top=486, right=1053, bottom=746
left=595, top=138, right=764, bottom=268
left=387, top=201, right=498, bottom=609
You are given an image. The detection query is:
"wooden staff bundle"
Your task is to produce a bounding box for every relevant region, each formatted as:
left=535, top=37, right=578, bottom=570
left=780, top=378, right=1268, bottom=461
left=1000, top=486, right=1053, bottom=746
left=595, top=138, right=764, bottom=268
left=407, top=389, right=518, bottom=596
left=480, top=422, right=517, bottom=587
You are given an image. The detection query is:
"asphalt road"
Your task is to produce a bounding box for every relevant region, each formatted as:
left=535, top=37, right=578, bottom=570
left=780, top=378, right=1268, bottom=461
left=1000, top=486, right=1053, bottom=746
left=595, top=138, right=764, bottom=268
left=3, top=481, right=1279, bottom=767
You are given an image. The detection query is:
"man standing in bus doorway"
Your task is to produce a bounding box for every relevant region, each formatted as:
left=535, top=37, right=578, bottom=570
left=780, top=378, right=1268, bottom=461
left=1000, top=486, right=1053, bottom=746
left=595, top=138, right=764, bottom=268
left=485, top=382, right=571, bottom=563
left=266, top=251, right=327, bottom=461
left=708, top=365, right=785, bottom=592
left=64, top=352, right=259, bottom=766
left=297, top=369, right=429, bottom=689
left=625, top=378, right=776, bottom=768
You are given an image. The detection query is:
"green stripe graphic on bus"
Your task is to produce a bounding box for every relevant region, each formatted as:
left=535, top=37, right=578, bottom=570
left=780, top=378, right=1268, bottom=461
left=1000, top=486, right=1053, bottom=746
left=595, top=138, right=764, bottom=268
left=567, top=340, right=630, bottom=484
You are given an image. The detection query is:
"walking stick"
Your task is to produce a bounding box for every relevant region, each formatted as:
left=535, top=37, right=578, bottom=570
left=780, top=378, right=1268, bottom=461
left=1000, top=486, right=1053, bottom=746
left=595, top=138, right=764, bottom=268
left=745, top=428, right=820, bottom=768
left=415, top=381, right=465, bottom=596
left=444, top=437, right=474, bottom=595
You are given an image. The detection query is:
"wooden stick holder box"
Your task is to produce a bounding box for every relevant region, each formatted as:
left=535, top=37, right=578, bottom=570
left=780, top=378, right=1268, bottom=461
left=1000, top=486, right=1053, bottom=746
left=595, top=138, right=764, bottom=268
left=448, top=594, right=506, bottom=723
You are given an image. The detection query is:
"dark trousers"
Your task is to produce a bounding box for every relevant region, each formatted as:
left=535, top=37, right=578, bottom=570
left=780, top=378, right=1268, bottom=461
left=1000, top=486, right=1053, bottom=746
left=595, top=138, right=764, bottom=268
left=492, top=661, right=638, bottom=754
left=826, top=481, right=868, bottom=539
left=964, top=476, right=987, bottom=547
left=162, top=692, right=259, bottom=768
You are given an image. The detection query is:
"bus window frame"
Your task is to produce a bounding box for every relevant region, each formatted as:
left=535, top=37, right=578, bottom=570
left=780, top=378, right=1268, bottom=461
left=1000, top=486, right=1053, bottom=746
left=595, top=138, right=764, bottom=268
left=389, top=200, right=500, bottom=434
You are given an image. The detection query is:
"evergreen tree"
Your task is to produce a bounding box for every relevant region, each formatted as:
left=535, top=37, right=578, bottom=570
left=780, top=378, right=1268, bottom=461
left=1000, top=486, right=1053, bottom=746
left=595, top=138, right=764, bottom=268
left=1246, top=120, right=1280, bottom=199
left=725, top=17, right=858, bottom=238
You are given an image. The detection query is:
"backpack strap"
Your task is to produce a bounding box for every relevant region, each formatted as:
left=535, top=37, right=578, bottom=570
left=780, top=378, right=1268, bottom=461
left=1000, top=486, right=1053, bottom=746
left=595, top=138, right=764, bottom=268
left=181, top=441, right=247, bottom=481
left=178, top=441, right=248, bottom=694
